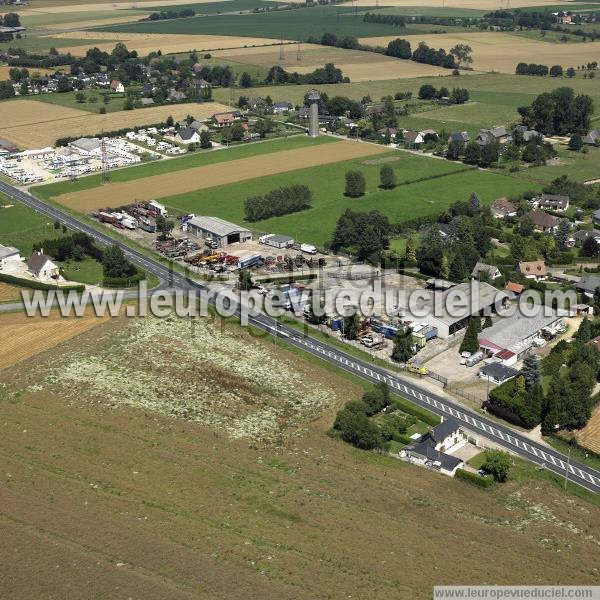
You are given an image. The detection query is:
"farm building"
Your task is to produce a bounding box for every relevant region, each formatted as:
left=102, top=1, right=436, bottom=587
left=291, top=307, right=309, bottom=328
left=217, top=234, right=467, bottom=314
left=478, top=362, right=519, bottom=385
left=69, top=138, right=101, bottom=156
left=27, top=251, right=59, bottom=280
left=476, top=126, right=508, bottom=146
left=401, top=418, right=465, bottom=477
left=259, top=234, right=294, bottom=249
left=0, top=244, right=22, bottom=268
left=583, top=130, right=600, bottom=146
left=184, top=216, right=251, bottom=248
left=478, top=311, right=566, bottom=366
left=404, top=281, right=507, bottom=339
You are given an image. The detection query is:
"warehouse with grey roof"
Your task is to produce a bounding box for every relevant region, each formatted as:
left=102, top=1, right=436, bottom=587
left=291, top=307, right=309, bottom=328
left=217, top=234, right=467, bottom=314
left=184, top=216, right=252, bottom=247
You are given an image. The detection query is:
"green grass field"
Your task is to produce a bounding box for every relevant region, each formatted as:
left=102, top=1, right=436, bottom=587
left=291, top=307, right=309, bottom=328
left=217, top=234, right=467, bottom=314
left=99, top=5, right=418, bottom=40
left=58, top=256, right=104, bottom=285
left=31, top=90, right=128, bottom=113
left=35, top=135, right=334, bottom=200
left=142, top=0, right=282, bottom=14
left=0, top=36, right=108, bottom=54
left=161, top=150, right=539, bottom=245
left=0, top=197, right=64, bottom=256
left=21, top=10, right=141, bottom=29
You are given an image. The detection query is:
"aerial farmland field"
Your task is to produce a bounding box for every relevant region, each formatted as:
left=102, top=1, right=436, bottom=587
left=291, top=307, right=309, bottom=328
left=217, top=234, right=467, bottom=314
left=0, top=100, right=232, bottom=149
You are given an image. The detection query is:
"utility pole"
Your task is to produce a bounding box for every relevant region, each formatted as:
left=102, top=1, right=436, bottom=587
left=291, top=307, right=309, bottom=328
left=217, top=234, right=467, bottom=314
left=563, top=444, right=572, bottom=491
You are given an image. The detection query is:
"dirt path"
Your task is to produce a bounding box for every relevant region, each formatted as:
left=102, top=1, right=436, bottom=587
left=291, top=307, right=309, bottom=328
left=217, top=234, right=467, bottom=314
left=55, top=140, right=390, bottom=211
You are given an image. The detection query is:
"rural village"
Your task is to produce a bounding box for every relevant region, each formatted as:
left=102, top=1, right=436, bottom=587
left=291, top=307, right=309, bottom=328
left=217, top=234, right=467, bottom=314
left=1, top=0, right=600, bottom=599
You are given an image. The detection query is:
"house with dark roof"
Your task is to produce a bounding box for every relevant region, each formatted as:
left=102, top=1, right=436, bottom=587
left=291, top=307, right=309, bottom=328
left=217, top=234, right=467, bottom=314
left=583, top=129, right=600, bottom=145
left=401, top=418, right=465, bottom=476
left=576, top=275, right=600, bottom=298
left=573, top=229, right=600, bottom=247
left=27, top=251, right=59, bottom=280
left=471, top=261, right=501, bottom=280
left=271, top=101, right=292, bottom=114
left=523, top=211, right=559, bottom=233
left=176, top=127, right=201, bottom=144
left=479, top=362, right=519, bottom=385
left=536, top=193, right=570, bottom=212
left=476, top=126, right=508, bottom=146
left=448, top=131, right=470, bottom=144
left=592, top=209, right=600, bottom=226
left=490, top=197, right=517, bottom=218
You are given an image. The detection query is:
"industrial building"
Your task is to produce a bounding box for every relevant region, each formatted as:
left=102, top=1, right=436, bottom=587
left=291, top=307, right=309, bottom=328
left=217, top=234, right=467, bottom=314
left=478, top=310, right=566, bottom=366
left=184, top=216, right=252, bottom=248
left=259, top=233, right=294, bottom=249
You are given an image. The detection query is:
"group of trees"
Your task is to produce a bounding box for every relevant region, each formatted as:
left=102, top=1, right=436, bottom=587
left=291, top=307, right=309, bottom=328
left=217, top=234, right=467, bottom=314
left=418, top=84, right=469, bottom=104
left=331, top=209, right=391, bottom=260
left=265, top=63, right=347, bottom=85
left=244, top=185, right=312, bottom=222
left=145, top=8, right=195, bottom=21
left=416, top=195, right=492, bottom=279
left=344, top=170, right=367, bottom=197
left=33, top=232, right=102, bottom=263
left=518, top=87, right=594, bottom=135
left=102, top=245, right=137, bottom=279
left=0, top=11, right=19, bottom=27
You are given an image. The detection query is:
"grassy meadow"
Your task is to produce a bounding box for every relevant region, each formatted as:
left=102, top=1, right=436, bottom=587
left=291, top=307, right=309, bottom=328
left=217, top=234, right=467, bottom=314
left=161, top=151, right=539, bottom=245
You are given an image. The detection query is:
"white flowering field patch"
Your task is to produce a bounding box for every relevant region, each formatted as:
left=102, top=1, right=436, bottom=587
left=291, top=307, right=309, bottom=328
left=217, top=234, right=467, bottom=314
left=42, top=316, right=339, bottom=442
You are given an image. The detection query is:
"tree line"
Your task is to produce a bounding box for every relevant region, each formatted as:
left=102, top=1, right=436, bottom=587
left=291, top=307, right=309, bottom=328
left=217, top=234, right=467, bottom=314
left=144, top=8, right=195, bottom=21
left=244, top=185, right=312, bottom=222
left=265, top=62, right=347, bottom=85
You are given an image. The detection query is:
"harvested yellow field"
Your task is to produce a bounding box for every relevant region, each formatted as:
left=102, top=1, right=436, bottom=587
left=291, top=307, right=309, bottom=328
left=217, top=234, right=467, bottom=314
left=360, top=32, right=600, bottom=74
left=56, top=140, right=389, bottom=211
left=215, top=44, right=449, bottom=81
left=578, top=405, right=600, bottom=454
left=0, top=283, right=23, bottom=303
left=0, top=99, right=88, bottom=129
left=0, top=101, right=232, bottom=150
left=0, top=312, right=107, bottom=371
left=22, top=0, right=237, bottom=11
left=53, top=32, right=288, bottom=57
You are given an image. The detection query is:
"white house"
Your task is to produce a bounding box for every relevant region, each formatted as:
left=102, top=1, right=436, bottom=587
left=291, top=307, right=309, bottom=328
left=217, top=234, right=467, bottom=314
left=471, top=261, right=501, bottom=280
left=27, top=251, right=60, bottom=280
left=110, top=80, right=125, bottom=93
left=176, top=127, right=201, bottom=145
left=401, top=418, right=466, bottom=476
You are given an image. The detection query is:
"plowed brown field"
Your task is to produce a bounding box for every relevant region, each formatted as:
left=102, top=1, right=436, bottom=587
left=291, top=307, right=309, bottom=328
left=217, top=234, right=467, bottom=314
left=0, top=101, right=232, bottom=149
left=0, top=311, right=107, bottom=370
left=0, top=284, right=23, bottom=303
left=56, top=140, right=389, bottom=211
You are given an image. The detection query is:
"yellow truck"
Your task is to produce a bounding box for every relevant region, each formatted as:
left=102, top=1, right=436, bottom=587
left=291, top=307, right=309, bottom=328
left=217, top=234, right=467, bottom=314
left=407, top=364, right=428, bottom=376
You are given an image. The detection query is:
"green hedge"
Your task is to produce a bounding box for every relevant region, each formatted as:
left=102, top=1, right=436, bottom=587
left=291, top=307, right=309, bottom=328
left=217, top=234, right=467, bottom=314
left=0, top=273, right=85, bottom=292
left=102, top=269, right=146, bottom=288
left=256, top=273, right=317, bottom=284
left=455, top=468, right=494, bottom=488
left=390, top=397, right=440, bottom=426
left=392, top=432, right=414, bottom=445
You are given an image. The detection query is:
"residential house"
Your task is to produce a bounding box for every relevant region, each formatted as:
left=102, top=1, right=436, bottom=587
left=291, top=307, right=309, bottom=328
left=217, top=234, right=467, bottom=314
left=536, top=193, right=570, bottom=212
left=176, top=127, right=201, bottom=145
left=573, top=229, right=600, bottom=247
left=576, top=275, right=600, bottom=298
left=402, top=418, right=466, bottom=476
left=505, top=281, right=525, bottom=299
left=379, top=127, right=398, bottom=140
left=518, top=260, right=548, bottom=280
left=271, top=101, right=292, bottom=114
left=168, top=89, right=187, bottom=102
left=523, top=210, right=559, bottom=233
left=402, top=130, right=425, bottom=148
left=490, top=197, right=517, bottom=218
left=476, top=126, right=508, bottom=146
left=583, top=130, right=600, bottom=146
left=471, top=261, right=501, bottom=280
left=448, top=131, right=470, bottom=144
left=247, top=96, right=265, bottom=110
left=110, top=80, right=124, bottom=93
left=479, top=362, right=519, bottom=385
left=522, top=129, right=543, bottom=143
left=27, top=251, right=59, bottom=280
left=212, top=111, right=241, bottom=127
left=189, top=120, right=209, bottom=133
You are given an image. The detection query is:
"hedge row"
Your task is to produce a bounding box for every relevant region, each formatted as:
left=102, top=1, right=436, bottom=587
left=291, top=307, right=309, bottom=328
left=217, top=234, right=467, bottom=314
left=103, top=270, right=146, bottom=288
left=455, top=468, right=495, bottom=488
left=0, top=273, right=85, bottom=292
left=390, top=397, right=440, bottom=426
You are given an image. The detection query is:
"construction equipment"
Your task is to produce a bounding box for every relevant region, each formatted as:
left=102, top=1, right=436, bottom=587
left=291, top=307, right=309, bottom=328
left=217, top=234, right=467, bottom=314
left=407, top=364, right=428, bottom=376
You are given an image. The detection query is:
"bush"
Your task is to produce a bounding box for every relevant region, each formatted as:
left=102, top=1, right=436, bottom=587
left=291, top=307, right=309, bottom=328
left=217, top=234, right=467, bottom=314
left=455, top=468, right=494, bottom=488
left=102, top=269, right=146, bottom=288
left=344, top=170, right=366, bottom=197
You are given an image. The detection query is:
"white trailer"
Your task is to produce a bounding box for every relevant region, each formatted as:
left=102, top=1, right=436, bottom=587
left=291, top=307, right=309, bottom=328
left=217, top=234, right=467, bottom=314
left=300, top=243, right=317, bottom=255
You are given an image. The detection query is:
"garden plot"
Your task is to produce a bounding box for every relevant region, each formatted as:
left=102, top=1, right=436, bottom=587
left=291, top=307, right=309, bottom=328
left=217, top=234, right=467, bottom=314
left=39, top=315, right=341, bottom=442
left=54, top=139, right=388, bottom=211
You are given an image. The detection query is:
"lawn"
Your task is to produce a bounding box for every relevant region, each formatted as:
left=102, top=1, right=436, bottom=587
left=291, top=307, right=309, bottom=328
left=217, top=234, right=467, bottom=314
left=35, top=135, right=334, bottom=200
left=0, top=36, right=109, bottom=54
left=161, top=150, right=539, bottom=246
left=0, top=196, right=64, bottom=256
left=99, top=5, right=419, bottom=40
left=58, top=256, right=104, bottom=286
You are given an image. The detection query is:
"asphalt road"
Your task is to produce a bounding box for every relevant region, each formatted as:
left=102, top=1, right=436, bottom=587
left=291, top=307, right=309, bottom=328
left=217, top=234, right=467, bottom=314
left=2, top=179, right=599, bottom=495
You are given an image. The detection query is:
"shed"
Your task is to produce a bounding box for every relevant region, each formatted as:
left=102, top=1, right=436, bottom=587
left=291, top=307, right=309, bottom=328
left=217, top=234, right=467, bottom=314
left=185, top=216, right=251, bottom=247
